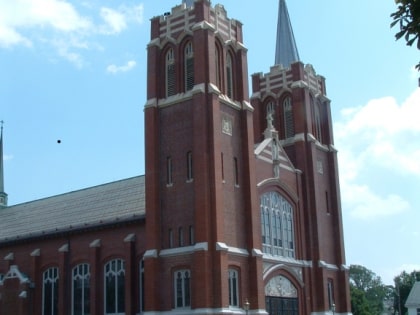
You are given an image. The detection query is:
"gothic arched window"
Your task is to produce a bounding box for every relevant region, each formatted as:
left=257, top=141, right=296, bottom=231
left=215, top=43, right=222, bottom=89
left=174, top=270, right=191, bottom=308
left=166, top=48, right=176, bottom=97
left=226, top=52, right=234, bottom=99
left=267, top=101, right=275, bottom=117
left=104, top=259, right=125, bottom=315
left=283, top=96, right=294, bottom=138
left=72, top=264, right=90, bottom=315
left=314, top=101, right=323, bottom=142
left=43, top=267, right=59, bottom=315
left=260, top=192, right=295, bottom=258
left=228, top=269, right=239, bottom=307
left=184, top=42, right=194, bottom=91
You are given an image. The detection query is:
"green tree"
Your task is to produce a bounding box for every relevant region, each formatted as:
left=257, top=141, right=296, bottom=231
left=350, top=286, right=372, bottom=315
left=390, top=0, right=420, bottom=72
left=349, top=265, right=387, bottom=315
left=393, top=270, right=420, bottom=315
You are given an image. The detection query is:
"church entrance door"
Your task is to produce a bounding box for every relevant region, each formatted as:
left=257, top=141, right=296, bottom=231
left=265, top=296, right=298, bottom=315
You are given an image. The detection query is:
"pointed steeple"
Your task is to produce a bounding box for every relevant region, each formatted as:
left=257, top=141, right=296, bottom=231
left=183, top=0, right=194, bottom=8
left=0, top=121, right=8, bottom=208
left=275, top=0, right=300, bottom=67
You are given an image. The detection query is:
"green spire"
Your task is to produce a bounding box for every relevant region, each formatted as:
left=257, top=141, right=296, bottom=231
left=275, top=0, right=300, bottom=67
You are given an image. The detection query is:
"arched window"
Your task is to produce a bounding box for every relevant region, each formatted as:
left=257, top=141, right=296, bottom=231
left=283, top=96, right=294, bottom=138
left=72, top=264, right=90, bottom=315
left=215, top=42, right=222, bottom=89
left=226, top=52, right=233, bottom=99
left=184, top=42, right=194, bottom=91
left=260, top=192, right=295, bottom=258
left=139, top=260, right=145, bottom=314
left=179, top=226, right=184, bottom=247
left=166, top=48, right=176, bottom=97
left=43, top=267, right=59, bottom=315
left=314, top=101, right=323, bottom=142
left=174, top=270, right=191, bottom=308
left=104, top=259, right=125, bottom=315
left=228, top=269, right=239, bottom=307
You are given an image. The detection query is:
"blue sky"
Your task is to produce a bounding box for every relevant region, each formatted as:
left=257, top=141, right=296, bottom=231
left=1, top=0, right=419, bottom=285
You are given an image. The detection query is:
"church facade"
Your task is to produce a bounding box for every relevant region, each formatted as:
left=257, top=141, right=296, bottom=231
left=0, top=1, right=351, bottom=315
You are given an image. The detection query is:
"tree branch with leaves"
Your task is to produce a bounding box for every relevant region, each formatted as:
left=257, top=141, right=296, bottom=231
left=391, top=0, right=420, bottom=72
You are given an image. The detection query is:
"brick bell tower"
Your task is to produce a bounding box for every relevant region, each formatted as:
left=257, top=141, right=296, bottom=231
left=250, top=0, right=351, bottom=314
left=144, top=1, right=265, bottom=314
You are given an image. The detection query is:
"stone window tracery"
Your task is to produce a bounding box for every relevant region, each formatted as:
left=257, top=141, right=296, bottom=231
left=260, top=192, right=295, bottom=257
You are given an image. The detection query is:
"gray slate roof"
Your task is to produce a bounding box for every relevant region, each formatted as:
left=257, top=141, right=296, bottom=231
left=0, top=175, right=145, bottom=244
left=406, top=282, right=420, bottom=308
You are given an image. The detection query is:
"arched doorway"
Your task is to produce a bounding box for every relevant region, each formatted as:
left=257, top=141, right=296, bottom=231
left=265, top=275, right=298, bottom=315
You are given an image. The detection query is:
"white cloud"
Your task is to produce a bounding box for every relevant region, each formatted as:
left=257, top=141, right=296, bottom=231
left=336, top=88, right=420, bottom=177
left=106, top=60, right=137, bottom=74
left=336, top=89, right=420, bottom=220
left=0, top=0, right=144, bottom=66
left=0, top=26, right=32, bottom=48
left=99, top=5, right=144, bottom=35
left=0, top=0, right=91, bottom=40
left=341, top=181, right=410, bottom=220
left=99, top=8, right=127, bottom=35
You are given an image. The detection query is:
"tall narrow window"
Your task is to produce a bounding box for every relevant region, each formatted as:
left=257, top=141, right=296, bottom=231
left=166, top=48, right=176, bottom=97
left=315, top=101, right=323, bottom=142
left=228, top=269, right=239, bottom=307
left=169, top=229, right=174, bottom=248
left=215, top=43, right=222, bottom=89
left=139, top=260, right=145, bottom=314
left=234, top=157, right=239, bottom=186
left=284, top=210, right=294, bottom=257
left=175, top=270, right=191, bottom=308
left=325, top=191, right=330, bottom=214
left=267, top=101, right=275, bottom=117
left=260, top=192, right=295, bottom=258
left=187, top=151, right=193, bottom=181
left=0, top=273, right=4, bottom=283
left=104, top=259, right=125, bottom=315
left=167, top=157, right=173, bottom=185
left=283, top=96, right=294, bottom=138
left=226, top=53, right=233, bottom=99
left=43, top=267, right=59, bottom=315
left=72, top=264, right=90, bottom=315
left=184, top=42, right=194, bottom=91
left=189, top=225, right=194, bottom=245
left=179, top=227, right=184, bottom=247
left=221, top=153, right=225, bottom=182
left=327, top=279, right=335, bottom=310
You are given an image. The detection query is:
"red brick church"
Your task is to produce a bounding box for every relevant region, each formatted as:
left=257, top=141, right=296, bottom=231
left=0, top=1, right=351, bottom=314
